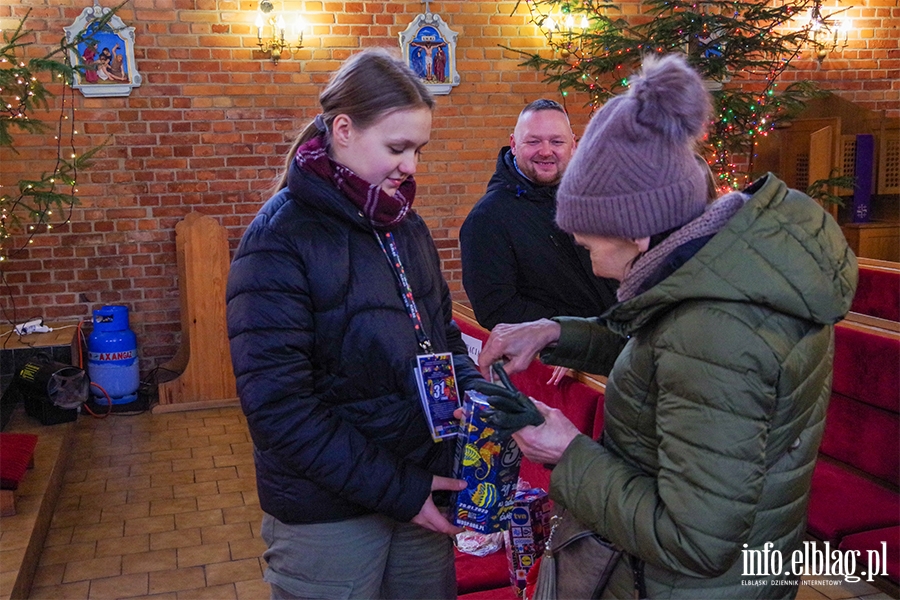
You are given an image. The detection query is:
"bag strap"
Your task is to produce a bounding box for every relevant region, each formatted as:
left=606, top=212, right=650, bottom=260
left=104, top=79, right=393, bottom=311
left=551, top=514, right=613, bottom=553
left=629, top=555, right=647, bottom=599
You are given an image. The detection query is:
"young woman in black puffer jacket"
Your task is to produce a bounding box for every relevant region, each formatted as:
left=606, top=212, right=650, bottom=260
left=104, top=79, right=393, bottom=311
left=227, top=49, right=481, bottom=600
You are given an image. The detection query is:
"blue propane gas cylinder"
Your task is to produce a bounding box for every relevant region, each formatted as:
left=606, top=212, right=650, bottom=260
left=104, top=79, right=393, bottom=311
left=87, top=305, right=140, bottom=405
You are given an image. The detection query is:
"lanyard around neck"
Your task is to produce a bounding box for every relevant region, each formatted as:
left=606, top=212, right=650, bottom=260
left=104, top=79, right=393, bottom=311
left=375, top=231, right=434, bottom=354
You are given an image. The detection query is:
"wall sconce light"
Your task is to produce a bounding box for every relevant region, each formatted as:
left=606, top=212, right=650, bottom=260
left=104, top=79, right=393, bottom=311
left=806, top=0, right=850, bottom=62
left=537, top=11, right=589, bottom=58
left=255, top=0, right=304, bottom=64
left=537, top=13, right=589, bottom=38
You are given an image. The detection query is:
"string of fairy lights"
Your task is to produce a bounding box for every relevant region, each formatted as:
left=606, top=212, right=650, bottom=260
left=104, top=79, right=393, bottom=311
left=516, top=0, right=842, bottom=191
left=1, top=9, right=91, bottom=264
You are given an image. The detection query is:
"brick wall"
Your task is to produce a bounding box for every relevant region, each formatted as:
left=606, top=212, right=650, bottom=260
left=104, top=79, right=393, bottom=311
left=782, top=0, right=899, bottom=114
left=0, top=0, right=897, bottom=372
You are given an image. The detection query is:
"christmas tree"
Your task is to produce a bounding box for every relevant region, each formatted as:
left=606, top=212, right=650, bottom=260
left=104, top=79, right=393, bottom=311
left=512, top=0, right=850, bottom=190
left=0, top=6, right=119, bottom=262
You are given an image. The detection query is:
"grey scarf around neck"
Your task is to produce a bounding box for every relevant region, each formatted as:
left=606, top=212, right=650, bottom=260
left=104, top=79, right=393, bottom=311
left=617, top=191, right=750, bottom=303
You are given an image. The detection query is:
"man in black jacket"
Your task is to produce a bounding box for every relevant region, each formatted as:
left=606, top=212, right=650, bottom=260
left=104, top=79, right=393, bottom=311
left=460, top=99, right=618, bottom=331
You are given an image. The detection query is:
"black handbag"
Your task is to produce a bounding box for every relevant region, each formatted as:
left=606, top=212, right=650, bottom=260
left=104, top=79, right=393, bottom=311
left=532, top=511, right=623, bottom=600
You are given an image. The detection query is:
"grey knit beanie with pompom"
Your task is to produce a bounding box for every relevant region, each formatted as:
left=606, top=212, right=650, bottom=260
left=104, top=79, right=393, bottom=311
left=556, top=53, right=712, bottom=239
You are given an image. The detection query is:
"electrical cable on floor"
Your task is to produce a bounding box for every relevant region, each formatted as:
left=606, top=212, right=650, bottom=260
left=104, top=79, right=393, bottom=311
left=76, top=319, right=112, bottom=418
left=83, top=381, right=112, bottom=418
left=138, top=365, right=181, bottom=413
left=4, top=316, right=161, bottom=419
left=0, top=270, right=21, bottom=348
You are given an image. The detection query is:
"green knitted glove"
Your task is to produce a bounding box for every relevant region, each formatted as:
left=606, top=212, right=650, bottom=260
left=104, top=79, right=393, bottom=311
left=466, top=362, right=545, bottom=439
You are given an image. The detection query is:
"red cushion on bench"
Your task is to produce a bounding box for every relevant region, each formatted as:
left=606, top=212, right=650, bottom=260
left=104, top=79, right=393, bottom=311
left=456, top=318, right=489, bottom=347
left=832, top=325, right=899, bottom=413
left=807, top=460, right=900, bottom=542
left=0, top=433, right=38, bottom=490
left=510, top=364, right=600, bottom=437
left=518, top=457, right=552, bottom=493
left=819, top=392, right=899, bottom=486
left=851, top=266, right=900, bottom=322
left=839, top=526, right=900, bottom=584
left=459, top=586, right=520, bottom=599
left=455, top=548, right=510, bottom=595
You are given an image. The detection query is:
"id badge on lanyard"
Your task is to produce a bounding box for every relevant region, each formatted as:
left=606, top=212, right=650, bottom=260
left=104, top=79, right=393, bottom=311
left=413, top=352, right=461, bottom=441
left=376, top=231, right=461, bottom=441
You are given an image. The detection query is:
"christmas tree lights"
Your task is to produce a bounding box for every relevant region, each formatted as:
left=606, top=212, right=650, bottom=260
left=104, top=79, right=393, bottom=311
left=512, top=0, right=843, bottom=190
left=0, top=6, right=117, bottom=263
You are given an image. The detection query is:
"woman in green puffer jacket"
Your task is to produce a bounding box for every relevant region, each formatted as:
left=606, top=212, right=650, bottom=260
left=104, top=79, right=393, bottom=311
left=477, top=54, right=857, bottom=599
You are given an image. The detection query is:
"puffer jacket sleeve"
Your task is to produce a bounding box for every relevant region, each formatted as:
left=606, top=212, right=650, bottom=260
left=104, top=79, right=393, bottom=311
left=227, top=216, right=433, bottom=523
left=539, top=316, right=624, bottom=377
left=549, top=305, right=780, bottom=577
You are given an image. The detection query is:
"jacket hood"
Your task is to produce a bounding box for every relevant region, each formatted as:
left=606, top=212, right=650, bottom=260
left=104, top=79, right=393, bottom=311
left=607, top=174, right=858, bottom=334
left=485, top=147, right=557, bottom=204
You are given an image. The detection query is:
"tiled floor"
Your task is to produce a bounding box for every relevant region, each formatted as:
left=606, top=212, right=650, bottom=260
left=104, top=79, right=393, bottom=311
left=28, top=406, right=269, bottom=600
left=6, top=405, right=897, bottom=600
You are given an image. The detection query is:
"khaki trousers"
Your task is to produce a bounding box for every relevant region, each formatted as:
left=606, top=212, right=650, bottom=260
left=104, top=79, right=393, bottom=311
left=261, top=512, right=457, bottom=600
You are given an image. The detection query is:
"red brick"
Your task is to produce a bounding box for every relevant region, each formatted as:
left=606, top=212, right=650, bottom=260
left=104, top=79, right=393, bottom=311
left=0, top=0, right=895, bottom=373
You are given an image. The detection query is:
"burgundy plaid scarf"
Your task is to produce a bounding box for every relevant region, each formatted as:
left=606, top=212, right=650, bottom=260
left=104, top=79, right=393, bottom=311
left=294, top=134, right=415, bottom=229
